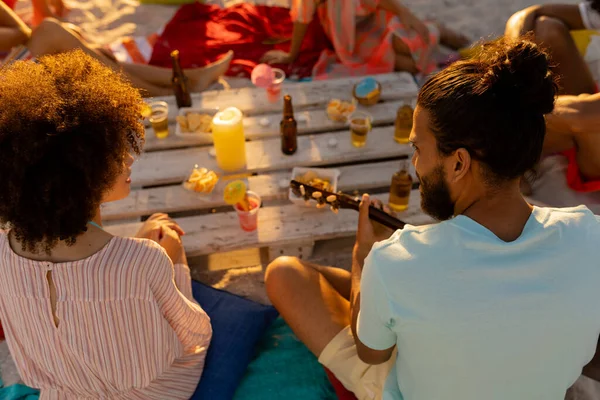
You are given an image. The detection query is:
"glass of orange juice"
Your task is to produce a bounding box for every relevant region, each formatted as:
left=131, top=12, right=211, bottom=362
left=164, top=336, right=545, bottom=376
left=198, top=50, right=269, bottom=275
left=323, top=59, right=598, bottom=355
left=148, top=101, right=169, bottom=139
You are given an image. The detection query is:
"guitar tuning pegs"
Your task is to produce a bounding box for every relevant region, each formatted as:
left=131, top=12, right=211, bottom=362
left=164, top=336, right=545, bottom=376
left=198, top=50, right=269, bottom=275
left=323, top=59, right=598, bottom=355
left=316, top=203, right=327, bottom=209
left=330, top=205, right=339, bottom=214
left=326, top=195, right=337, bottom=203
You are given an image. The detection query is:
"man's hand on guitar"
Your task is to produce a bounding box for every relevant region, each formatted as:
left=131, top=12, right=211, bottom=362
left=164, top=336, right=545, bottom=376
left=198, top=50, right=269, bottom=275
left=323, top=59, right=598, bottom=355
left=355, top=194, right=396, bottom=258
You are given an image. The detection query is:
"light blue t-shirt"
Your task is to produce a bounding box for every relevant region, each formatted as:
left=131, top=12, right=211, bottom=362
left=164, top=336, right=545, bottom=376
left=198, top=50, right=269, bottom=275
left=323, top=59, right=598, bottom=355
left=357, top=206, right=600, bottom=400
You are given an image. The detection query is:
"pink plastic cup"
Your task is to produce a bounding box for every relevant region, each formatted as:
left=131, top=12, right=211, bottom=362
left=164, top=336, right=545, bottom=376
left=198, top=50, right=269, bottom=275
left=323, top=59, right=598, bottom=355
left=234, top=191, right=261, bottom=232
left=266, top=68, right=285, bottom=103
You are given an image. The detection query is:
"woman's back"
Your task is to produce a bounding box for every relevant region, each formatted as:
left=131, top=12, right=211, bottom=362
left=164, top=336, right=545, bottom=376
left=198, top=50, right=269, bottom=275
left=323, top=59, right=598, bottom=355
left=0, top=232, right=211, bottom=399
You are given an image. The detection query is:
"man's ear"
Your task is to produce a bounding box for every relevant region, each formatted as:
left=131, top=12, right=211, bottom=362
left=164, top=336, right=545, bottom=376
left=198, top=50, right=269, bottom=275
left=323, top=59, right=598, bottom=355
left=452, top=148, right=471, bottom=182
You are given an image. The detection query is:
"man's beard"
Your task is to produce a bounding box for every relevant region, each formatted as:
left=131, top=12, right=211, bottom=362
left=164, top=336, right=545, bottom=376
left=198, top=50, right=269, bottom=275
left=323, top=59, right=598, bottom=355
left=416, top=164, right=455, bottom=221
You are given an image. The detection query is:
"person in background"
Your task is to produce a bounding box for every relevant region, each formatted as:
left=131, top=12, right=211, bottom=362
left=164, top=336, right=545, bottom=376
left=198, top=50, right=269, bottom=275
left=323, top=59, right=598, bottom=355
left=0, top=51, right=212, bottom=399
left=505, top=1, right=600, bottom=194
left=261, top=0, right=470, bottom=77
left=265, top=38, right=600, bottom=400
left=0, top=1, right=233, bottom=96
left=505, top=0, right=600, bottom=95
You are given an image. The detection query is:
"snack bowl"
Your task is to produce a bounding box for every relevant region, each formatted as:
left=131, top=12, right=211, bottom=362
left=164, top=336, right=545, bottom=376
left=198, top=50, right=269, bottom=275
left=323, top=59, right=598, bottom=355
left=326, top=98, right=357, bottom=123
left=182, top=165, right=220, bottom=195
left=289, top=167, right=341, bottom=208
left=175, top=108, right=219, bottom=139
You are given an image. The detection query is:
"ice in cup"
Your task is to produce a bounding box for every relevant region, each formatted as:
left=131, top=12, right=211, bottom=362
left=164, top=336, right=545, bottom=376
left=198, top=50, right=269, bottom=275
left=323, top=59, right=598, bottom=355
left=349, top=111, right=373, bottom=148
left=266, top=68, right=285, bottom=103
left=234, top=191, right=261, bottom=232
left=148, top=101, right=169, bottom=139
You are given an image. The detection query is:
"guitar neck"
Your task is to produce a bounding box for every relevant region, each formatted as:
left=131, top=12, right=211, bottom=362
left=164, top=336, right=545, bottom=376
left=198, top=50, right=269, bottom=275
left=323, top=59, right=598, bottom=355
left=341, top=196, right=406, bottom=231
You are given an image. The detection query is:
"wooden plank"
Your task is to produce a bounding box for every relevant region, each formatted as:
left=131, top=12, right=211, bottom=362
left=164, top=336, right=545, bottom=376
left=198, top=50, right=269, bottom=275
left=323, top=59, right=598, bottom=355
left=143, top=99, right=415, bottom=152
left=103, top=159, right=410, bottom=221
left=132, top=126, right=412, bottom=187
left=104, top=190, right=435, bottom=257
left=150, top=72, right=418, bottom=120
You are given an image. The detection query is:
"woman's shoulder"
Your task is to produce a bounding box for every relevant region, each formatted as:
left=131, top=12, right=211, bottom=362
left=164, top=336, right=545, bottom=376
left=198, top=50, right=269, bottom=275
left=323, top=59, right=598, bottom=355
left=113, top=236, right=170, bottom=262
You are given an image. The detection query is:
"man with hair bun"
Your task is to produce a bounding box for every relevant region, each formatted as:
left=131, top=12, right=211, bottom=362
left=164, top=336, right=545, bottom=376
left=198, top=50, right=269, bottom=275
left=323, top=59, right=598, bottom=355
left=266, top=38, right=600, bottom=400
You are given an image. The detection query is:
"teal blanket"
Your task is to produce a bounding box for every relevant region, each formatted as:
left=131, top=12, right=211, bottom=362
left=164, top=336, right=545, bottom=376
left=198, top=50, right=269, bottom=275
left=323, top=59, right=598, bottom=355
left=0, top=377, right=38, bottom=400
left=234, top=317, right=336, bottom=400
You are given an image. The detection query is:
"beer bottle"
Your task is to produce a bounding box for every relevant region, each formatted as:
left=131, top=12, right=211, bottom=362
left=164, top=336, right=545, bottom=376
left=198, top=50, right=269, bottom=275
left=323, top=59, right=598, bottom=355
left=389, top=159, right=413, bottom=212
left=394, top=105, right=414, bottom=144
left=280, top=95, right=298, bottom=155
left=170, top=50, right=192, bottom=108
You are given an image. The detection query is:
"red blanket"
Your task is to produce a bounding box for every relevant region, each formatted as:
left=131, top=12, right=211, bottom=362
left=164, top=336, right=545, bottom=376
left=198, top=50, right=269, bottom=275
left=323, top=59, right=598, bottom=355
left=149, top=3, right=332, bottom=80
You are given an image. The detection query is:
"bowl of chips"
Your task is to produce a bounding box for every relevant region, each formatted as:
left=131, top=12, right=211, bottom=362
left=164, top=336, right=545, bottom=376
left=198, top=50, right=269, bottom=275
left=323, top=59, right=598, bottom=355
left=326, top=99, right=357, bottom=123
left=175, top=108, right=218, bottom=138
left=289, top=167, right=341, bottom=207
left=182, top=165, right=220, bottom=195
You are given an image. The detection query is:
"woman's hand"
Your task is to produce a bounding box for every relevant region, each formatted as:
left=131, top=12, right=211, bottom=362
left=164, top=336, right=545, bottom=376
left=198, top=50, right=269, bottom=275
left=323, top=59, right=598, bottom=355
left=355, top=194, right=396, bottom=260
left=158, top=225, right=185, bottom=265
left=397, top=6, right=430, bottom=44
left=261, top=50, right=294, bottom=65
left=135, top=213, right=185, bottom=241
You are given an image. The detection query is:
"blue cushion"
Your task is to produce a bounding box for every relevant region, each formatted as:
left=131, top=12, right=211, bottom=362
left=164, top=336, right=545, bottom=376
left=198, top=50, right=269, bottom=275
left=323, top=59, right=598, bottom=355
left=190, top=280, right=279, bottom=400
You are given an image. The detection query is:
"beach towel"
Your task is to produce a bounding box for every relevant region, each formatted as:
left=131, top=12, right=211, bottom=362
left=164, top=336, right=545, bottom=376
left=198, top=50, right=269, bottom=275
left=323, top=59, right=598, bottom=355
left=148, top=3, right=331, bottom=80
left=0, top=377, right=39, bottom=400
left=233, top=317, right=336, bottom=400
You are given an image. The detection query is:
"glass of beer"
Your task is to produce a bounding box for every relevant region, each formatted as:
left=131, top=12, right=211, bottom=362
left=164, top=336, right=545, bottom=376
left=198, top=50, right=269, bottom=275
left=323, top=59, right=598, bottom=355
left=349, top=111, right=373, bottom=148
left=149, top=101, right=169, bottom=139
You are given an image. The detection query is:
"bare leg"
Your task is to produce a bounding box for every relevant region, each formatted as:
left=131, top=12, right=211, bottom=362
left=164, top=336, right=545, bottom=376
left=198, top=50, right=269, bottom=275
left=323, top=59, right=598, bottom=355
left=120, top=51, right=234, bottom=92
left=265, top=256, right=351, bottom=357
left=435, top=22, right=471, bottom=50
left=27, top=19, right=173, bottom=97
left=534, top=16, right=597, bottom=95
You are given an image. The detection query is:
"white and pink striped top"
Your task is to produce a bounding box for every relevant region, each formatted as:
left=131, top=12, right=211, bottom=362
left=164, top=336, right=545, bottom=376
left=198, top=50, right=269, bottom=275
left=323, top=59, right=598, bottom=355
left=0, top=232, right=212, bottom=399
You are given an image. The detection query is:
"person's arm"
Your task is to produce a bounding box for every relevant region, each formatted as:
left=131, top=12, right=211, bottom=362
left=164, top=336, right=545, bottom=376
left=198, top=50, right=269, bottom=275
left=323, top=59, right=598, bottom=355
left=378, top=0, right=429, bottom=43
left=505, top=4, right=585, bottom=38
left=0, top=1, right=31, bottom=52
left=546, top=93, right=600, bottom=136
left=261, top=0, right=313, bottom=64
left=350, top=195, right=396, bottom=365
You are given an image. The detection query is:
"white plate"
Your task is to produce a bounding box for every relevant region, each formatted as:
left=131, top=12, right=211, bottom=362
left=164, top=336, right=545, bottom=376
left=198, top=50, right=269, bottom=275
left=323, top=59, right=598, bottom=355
left=289, top=167, right=341, bottom=208
left=175, top=107, right=219, bottom=139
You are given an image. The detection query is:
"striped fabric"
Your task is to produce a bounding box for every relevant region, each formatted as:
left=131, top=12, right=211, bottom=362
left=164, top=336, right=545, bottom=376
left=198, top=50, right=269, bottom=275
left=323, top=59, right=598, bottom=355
left=0, top=45, right=33, bottom=68
left=0, top=232, right=211, bottom=399
left=291, top=0, right=440, bottom=78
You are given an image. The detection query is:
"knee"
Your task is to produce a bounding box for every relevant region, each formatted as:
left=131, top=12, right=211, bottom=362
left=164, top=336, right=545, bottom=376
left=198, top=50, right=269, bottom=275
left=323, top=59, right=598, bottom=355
left=33, top=18, right=63, bottom=36
left=265, top=256, right=303, bottom=299
left=534, top=16, right=570, bottom=45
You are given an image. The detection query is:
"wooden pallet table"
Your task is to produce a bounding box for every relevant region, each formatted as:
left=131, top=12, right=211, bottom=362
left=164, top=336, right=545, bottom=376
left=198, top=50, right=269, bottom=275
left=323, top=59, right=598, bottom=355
left=105, top=72, right=433, bottom=262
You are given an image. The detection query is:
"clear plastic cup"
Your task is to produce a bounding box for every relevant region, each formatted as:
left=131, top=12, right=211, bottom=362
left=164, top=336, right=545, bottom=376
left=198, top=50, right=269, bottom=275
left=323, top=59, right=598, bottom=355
left=148, top=101, right=169, bottom=139
left=234, top=191, right=261, bottom=232
left=348, top=111, right=373, bottom=148
left=266, top=68, right=285, bottom=103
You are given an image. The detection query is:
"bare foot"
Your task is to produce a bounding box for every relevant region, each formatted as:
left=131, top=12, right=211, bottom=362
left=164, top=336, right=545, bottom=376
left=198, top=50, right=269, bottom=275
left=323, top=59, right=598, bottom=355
left=188, top=50, right=234, bottom=93
left=436, top=23, right=471, bottom=50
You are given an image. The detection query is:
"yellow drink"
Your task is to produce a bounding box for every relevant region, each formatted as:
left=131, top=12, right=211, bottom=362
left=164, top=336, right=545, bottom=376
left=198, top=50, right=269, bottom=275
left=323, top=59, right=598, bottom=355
left=149, top=102, right=169, bottom=139
left=349, top=112, right=372, bottom=148
left=212, top=107, right=247, bottom=172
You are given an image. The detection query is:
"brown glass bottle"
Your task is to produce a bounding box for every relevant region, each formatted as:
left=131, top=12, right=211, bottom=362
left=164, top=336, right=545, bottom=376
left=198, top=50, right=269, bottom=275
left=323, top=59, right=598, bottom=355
left=280, top=95, right=298, bottom=155
left=170, top=50, right=192, bottom=108
left=389, top=160, right=413, bottom=212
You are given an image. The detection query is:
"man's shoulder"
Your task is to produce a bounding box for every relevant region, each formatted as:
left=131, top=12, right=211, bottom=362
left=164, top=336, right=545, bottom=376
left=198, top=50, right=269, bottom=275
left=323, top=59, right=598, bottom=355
left=369, top=222, right=457, bottom=266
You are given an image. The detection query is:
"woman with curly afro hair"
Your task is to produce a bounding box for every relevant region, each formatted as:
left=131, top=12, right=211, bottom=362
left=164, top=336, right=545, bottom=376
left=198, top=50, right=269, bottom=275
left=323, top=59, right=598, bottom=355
left=0, top=50, right=212, bottom=399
